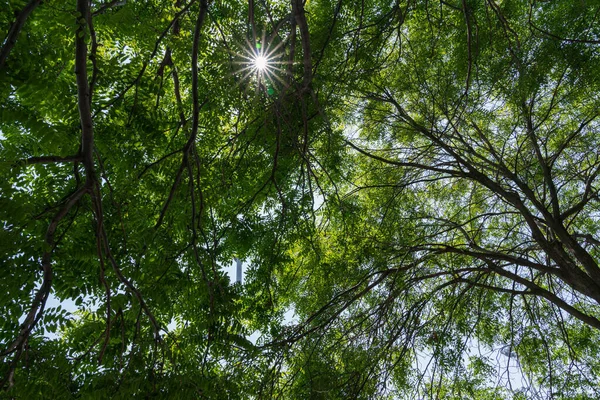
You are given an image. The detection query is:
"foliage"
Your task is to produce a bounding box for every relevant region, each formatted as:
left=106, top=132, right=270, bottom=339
left=1, top=0, right=600, bottom=398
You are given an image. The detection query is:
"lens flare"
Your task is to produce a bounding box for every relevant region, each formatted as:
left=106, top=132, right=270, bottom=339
left=231, top=32, right=289, bottom=96
left=254, top=55, right=268, bottom=71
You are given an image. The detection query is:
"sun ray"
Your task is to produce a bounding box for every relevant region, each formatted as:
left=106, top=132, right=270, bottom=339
left=263, top=40, right=287, bottom=59
left=263, top=65, right=287, bottom=73
left=231, top=30, right=291, bottom=97
left=265, top=70, right=289, bottom=87
left=235, top=64, right=257, bottom=73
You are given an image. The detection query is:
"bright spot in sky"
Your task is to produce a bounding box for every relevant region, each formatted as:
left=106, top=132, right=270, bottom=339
left=254, top=55, right=268, bottom=71
left=232, top=35, right=287, bottom=95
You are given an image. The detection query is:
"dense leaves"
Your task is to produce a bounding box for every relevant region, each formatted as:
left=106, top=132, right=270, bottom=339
left=1, top=0, right=600, bottom=398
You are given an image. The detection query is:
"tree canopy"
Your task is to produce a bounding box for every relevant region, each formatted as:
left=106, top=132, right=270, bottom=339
left=2, top=0, right=600, bottom=398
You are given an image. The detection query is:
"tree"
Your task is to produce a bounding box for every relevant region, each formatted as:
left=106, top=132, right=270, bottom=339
left=1, top=0, right=600, bottom=398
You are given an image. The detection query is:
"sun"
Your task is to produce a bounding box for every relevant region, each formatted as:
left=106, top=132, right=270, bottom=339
left=231, top=33, right=288, bottom=95
left=254, top=55, right=268, bottom=71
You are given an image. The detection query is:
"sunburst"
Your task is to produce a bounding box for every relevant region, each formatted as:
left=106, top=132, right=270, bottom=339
left=232, top=32, right=288, bottom=96
left=254, top=55, right=268, bottom=71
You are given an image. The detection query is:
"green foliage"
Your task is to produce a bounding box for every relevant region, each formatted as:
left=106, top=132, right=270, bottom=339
left=1, top=0, right=600, bottom=398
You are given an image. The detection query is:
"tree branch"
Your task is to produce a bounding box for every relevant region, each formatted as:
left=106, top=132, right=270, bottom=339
left=0, top=0, right=42, bottom=70
left=75, top=0, right=95, bottom=182
left=155, top=0, right=209, bottom=230
left=292, top=0, right=313, bottom=90
left=1, top=186, right=87, bottom=389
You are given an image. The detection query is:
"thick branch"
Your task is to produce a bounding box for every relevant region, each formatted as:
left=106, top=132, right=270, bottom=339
left=428, top=244, right=600, bottom=304
left=292, top=0, right=312, bottom=89
left=461, top=0, right=473, bottom=94
left=75, top=0, right=95, bottom=181
left=487, top=261, right=600, bottom=330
